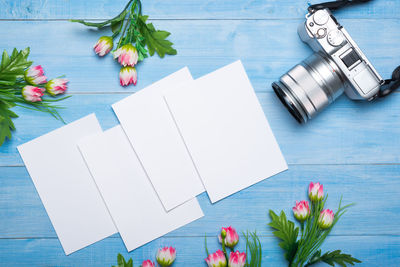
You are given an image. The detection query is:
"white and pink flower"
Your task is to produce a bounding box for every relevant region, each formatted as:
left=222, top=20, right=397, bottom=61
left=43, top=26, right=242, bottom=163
left=119, top=66, right=137, bottom=86
left=141, top=259, right=155, bottom=267
left=318, top=209, right=334, bottom=229
left=22, top=85, right=45, bottom=102
left=205, top=250, right=227, bottom=267
left=24, top=65, right=47, bottom=85
left=219, top=226, right=239, bottom=249
left=45, top=78, right=68, bottom=96
left=309, top=182, right=324, bottom=202
left=156, top=246, right=176, bottom=267
left=293, top=200, right=311, bottom=222
left=93, top=36, right=113, bottom=56
left=113, top=44, right=138, bottom=67
left=228, top=251, right=246, bottom=267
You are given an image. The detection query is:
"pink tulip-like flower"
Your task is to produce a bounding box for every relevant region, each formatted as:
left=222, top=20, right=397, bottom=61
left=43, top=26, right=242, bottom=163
left=228, top=251, right=246, bottom=267
left=156, top=246, right=176, bottom=267
left=22, top=85, right=45, bottom=102
left=113, top=43, right=138, bottom=67
left=309, top=182, right=324, bottom=202
left=318, top=209, right=334, bottom=229
left=45, top=78, right=68, bottom=96
left=119, top=66, right=137, bottom=86
left=141, top=259, right=155, bottom=267
left=24, top=65, right=47, bottom=85
left=293, top=200, right=311, bottom=222
left=218, top=226, right=239, bottom=249
left=205, top=250, right=227, bottom=267
left=93, top=36, right=113, bottom=56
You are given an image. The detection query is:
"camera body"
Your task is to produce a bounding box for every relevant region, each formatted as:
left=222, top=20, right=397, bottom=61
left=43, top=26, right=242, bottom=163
left=273, top=8, right=384, bottom=123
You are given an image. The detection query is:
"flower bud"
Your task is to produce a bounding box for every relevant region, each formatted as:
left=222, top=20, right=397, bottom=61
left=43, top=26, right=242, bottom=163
left=156, top=246, right=176, bottom=267
left=141, top=259, right=155, bottom=267
left=24, top=65, right=47, bottom=85
left=218, top=226, right=239, bottom=249
left=205, top=250, right=227, bottom=267
left=93, top=36, right=113, bottom=56
left=228, top=251, right=246, bottom=267
left=308, top=182, right=324, bottom=202
left=113, top=44, right=138, bottom=67
left=119, top=66, right=137, bottom=86
left=318, top=209, right=334, bottom=229
left=22, top=85, right=45, bottom=102
left=45, top=78, right=68, bottom=96
left=292, top=200, right=311, bottom=222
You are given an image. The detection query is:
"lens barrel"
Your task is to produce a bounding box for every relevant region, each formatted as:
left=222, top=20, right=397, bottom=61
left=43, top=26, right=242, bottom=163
left=273, top=52, right=345, bottom=123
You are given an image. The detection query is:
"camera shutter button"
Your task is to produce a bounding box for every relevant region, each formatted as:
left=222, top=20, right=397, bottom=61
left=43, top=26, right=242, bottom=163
left=316, top=28, right=327, bottom=38
left=327, top=29, right=344, bottom=47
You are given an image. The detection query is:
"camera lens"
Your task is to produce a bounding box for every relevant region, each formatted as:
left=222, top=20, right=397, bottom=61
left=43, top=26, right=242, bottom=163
left=272, top=53, right=345, bottom=123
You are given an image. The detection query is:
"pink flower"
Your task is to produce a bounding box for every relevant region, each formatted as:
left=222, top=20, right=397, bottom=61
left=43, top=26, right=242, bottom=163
left=93, top=36, right=113, bottom=56
left=45, top=78, right=68, bottom=96
left=113, top=44, right=138, bottom=67
left=141, top=259, right=155, bottom=267
left=218, top=226, right=239, bottom=249
left=292, top=200, right=311, bottom=222
left=228, top=251, right=246, bottom=267
left=318, top=209, right=334, bottom=229
left=156, top=246, right=176, bottom=267
left=309, top=182, right=324, bottom=202
left=22, top=85, right=45, bottom=102
left=205, top=250, right=227, bottom=267
left=119, top=66, right=137, bottom=86
left=24, top=65, right=47, bottom=85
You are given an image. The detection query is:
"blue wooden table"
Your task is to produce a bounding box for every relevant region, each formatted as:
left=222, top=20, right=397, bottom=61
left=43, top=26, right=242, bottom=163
left=1, top=0, right=399, bottom=266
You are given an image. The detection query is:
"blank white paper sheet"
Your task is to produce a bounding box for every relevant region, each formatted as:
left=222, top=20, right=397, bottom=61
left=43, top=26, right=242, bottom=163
left=112, top=67, right=204, bottom=211
left=17, top=114, right=117, bottom=255
left=165, top=60, right=288, bottom=203
left=78, top=125, right=204, bottom=252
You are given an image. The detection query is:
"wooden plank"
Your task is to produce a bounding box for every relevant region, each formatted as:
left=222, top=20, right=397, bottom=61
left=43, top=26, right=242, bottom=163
left=0, top=20, right=398, bottom=94
left=1, top=91, right=400, bottom=165
left=0, top=0, right=398, bottom=20
left=1, top=165, right=399, bottom=238
left=0, top=235, right=398, bottom=266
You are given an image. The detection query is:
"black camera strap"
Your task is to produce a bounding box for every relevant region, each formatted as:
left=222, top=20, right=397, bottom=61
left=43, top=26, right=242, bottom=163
left=309, top=0, right=400, bottom=98
left=308, top=0, right=372, bottom=12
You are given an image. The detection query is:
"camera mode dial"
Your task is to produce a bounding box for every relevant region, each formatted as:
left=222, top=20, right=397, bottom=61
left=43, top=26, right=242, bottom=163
left=327, top=29, right=345, bottom=47
left=313, top=10, right=329, bottom=25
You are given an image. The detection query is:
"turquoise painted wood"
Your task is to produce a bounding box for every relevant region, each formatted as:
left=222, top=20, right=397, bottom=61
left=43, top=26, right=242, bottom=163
left=0, top=0, right=399, bottom=266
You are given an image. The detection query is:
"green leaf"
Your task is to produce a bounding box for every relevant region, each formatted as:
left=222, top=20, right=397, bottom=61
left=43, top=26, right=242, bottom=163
left=137, top=15, right=177, bottom=58
left=244, top=231, right=262, bottom=267
left=70, top=0, right=132, bottom=28
left=0, top=100, right=18, bottom=146
left=126, top=259, right=133, bottom=267
left=268, top=210, right=299, bottom=264
left=0, top=47, right=32, bottom=85
left=112, top=20, right=123, bottom=34
left=321, top=250, right=361, bottom=267
left=306, top=250, right=361, bottom=267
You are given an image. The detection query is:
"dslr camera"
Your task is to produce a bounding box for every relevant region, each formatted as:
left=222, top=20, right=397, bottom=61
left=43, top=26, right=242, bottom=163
left=273, top=7, right=384, bottom=123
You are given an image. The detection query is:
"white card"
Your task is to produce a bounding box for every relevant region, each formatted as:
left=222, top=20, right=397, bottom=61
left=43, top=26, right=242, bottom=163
left=112, top=67, right=205, bottom=211
left=165, top=61, right=288, bottom=203
left=17, top=114, right=117, bottom=255
left=78, top=125, right=204, bottom=252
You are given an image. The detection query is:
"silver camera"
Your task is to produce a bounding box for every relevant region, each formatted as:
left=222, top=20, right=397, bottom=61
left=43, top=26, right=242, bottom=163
left=272, top=8, right=384, bottom=123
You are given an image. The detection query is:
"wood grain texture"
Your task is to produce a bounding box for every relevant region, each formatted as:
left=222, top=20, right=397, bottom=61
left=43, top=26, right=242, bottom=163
left=0, top=0, right=399, bottom=19
left=0, top=0, right=399, bottom=266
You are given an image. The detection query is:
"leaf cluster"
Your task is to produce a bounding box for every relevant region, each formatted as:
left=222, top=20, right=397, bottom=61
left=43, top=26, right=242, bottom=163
left=71, top=0, right=177, bottom=61
left=112, top=254, right=133, bottom=267
left=244, top=231, right=262, bottom=267
left=268, top=195, right=361, bottom=267
left=0, top=47, right=69, bottom=146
